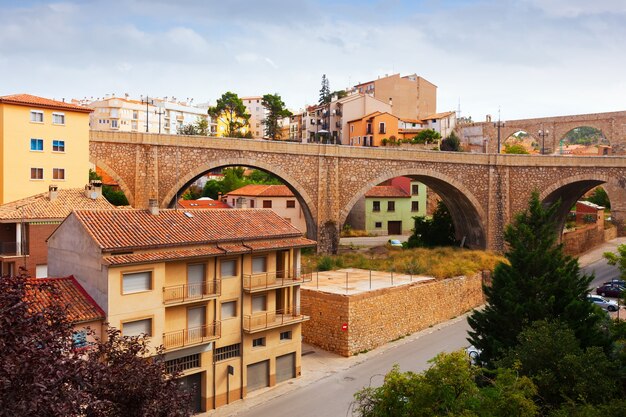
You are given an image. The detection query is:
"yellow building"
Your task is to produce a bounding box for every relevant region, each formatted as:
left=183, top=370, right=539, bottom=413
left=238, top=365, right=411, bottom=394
left=47, top=207, right=315, bottom=413
left=0, top=94, right=92, bottom=204
left=347, top=111, right=401, bottom=147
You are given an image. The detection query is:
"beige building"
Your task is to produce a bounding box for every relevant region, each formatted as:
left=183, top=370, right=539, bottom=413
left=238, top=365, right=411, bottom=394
left=335, top=93, right=392, bottom=145
left=47, top=208, right=314, bottom=413
left=353, top=73, right=437, bottom=120
left=224, top=185, right=307, bottom=234
left=242, top=96, right=266, bottom=138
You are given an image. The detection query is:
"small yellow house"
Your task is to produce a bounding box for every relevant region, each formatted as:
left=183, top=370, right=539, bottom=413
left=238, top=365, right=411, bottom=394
left=47, top=207, right=315, bottom=413
left=0, top=94, right=92, bottom=204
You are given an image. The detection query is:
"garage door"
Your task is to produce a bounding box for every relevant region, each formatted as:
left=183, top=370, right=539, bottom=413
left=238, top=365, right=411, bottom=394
left=388, top=221, right=402, bottom=235
left=276, top=352, right=295, bottom=384
left=179, top=372, right=202, bottom=413
left=247, top=360, right=269, bottom=392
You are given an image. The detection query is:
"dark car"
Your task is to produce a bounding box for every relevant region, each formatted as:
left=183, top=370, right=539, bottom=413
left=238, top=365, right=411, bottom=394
left=603, top=279, right=626, bottom=287
left=596, top=283, right=624, bottom=298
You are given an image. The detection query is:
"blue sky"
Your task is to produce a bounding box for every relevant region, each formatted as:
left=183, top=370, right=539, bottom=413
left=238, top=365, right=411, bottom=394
left=1, top=0, right=625, bottom=120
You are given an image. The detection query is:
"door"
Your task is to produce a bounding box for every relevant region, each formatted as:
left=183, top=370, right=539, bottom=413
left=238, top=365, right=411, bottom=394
left=276, top=352, right=296, bottom=384
left=275, top=288, right=284, bottom=313
left=387, top=221, right=402, bottom=235
left=187, top=263, right=205, bottom=299
left=247, top=360, right=269, bottom=392
left=187, top=306, right=206, bottom=343
left=179, top=372, right=202, bottom=413
left=276, top=250, right=286, bottom=278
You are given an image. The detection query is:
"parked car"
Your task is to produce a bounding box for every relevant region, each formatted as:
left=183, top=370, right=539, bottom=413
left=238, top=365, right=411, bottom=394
left=602, top=279, right=626, bottom=287
left=596, top=283, right=624, bottom=298
left=466, top=345, right=481, bottom=365
left=587, top=294, right=619, bottom=312
left=388, top=239, right=403, bottom=247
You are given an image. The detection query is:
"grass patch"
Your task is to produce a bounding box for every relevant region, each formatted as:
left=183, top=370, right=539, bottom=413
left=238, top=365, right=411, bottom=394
left=303, top=247, right=505, bottom=279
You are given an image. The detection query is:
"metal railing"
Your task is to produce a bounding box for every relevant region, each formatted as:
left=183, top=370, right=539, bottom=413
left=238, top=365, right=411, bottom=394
left=243, top=308, right=308, bottom=332
left=163, top=322, right=220, bottom=350
left=242, top=269, right=312, bottom=291
left=0, top=242, right=27, bottom=256
left=162, top=280, right=220, bottom=304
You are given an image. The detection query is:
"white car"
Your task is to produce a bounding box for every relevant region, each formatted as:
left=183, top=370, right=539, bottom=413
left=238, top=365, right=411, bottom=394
left=587, top=294, right=619, bottom=312
left=466, top=345, right=481, bottom=364
left=388, top=239, right=403, bottom=247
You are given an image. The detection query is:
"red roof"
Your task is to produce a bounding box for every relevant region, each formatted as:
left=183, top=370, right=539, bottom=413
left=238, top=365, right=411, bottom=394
left=0, top=94, right=93, bottom=113
left=177, top=199, right=231, bottom=209
left=67, top=208, right=305, bottom=251
left=25, top=276, right=105, bottom=324
left=226, top=185, right=294, bottom=198
left=365, top=186, right=410, bottom=198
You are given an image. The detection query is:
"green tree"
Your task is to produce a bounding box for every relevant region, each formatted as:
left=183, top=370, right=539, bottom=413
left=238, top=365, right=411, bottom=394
left=247, top=169, right=282, bottom=185
left=468, top=192, right=606, bottom=366
left=333, top=89, right=348, bottom=100
left=504, top=143, right=530, bottom=154
left=440, top=131, right=461, bottom=151
left=587, top=186, right=610, bottom=208
left=406, top=201, right=456, bottom=248
left=603, top=243, right=626, bottom=281
left=319, top=74, right=331, bottom=105
left=411, top=129, right=441, bottom=145
left=261, top=93, right=292, bottom=140
left=202, top=180, right=223, bottom=200
left=208, top=92, right=250, bottom=138
left=88, top=169, right=129, bottom=206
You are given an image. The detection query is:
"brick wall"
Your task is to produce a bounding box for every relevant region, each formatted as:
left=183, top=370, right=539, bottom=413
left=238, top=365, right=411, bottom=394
left=301, top=272, right=485, bottom=357
left=27, top=223, right=59, bottom=277
left=562, top=224, right=605, bottom=256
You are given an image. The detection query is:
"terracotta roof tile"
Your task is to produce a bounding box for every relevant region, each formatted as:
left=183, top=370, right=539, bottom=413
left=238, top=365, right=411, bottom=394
left=0, top=189, right=116, bottom=222
left=365, top=186, right=410, bottom=198
left=226, top=185, right=294, bottom=197
left=0, top=94, right=93, bottom=113
left=177, top=199, right=231, bottom=209
left=71, top=208, right=304, bottom=251
left=25, top=276, right=105, bottom=324
left=244, top=237, right=316, bottom=251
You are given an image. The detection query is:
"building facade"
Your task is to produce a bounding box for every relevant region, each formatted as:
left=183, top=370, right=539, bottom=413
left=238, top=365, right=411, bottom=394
left=242, top=96, right=266, bottom=138
left=47, top=208, right=315, bottom=413
left=347, top=111, right=400, bottom=147
left=0, top=94, right=92, bottom=205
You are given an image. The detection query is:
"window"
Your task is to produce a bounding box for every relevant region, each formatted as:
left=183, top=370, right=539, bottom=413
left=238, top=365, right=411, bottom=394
left=250, top=200, right=255, bottom=208
left=387, top=201, right=395, bottom=212
left=372, top=201, right=380, bottom=212
left=131, top=121, right=138, bottom=130
left=379, top=122, right=386, bottom=134
left=366, top=123, right=372, bottom=134
left=72, top=331, right=88, bottom=349
left=214, top=343, right=241, bottom=361
left=30, top=111, right=43, bottom=123
left=411, top=201, right=420, bottom=212
left=30, top=138, right=43, bottom=151
left=280, top=331, right=292, bottom=341
left=221, top=259, right=237, bottom=277
left=52, top=168, right=65, bottom=180
left=52, top=113, right=65, bottom=125
left=111, top=120, right=118, bottom=128
left=30, top=168, right=43, bottom=180
left=262, top=200, right=272, bottom=208
left=122, top=318, right=152, bottom=337
left=52, top=140, right=65, bottom=152
left=132, top=111, right=138, bottom=119
left=166, top=354, right=200, bottom=374
left=411, top=184, right=419, bottom=195
left=375, top=222, right=382, bottom=228
left=286, top=200, right=296, bottom=208
left=221, top=301, right=237, bottom=319
left=122, top=271, right=152, bottom=294
left=252, top=295, right=266, bottom=313
left=350, top=125, right=354, bottom=133
left=252, top=257, right=267, bottom=274
left=252, top=337, right=266, bottom=347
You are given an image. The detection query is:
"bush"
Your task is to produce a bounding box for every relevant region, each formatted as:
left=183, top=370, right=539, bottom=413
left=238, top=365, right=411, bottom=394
left=317, top=256, right=333, bottom=271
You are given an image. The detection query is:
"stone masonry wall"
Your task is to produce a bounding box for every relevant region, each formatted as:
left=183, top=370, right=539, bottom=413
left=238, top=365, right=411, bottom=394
left=563, top=225, right=607, bottom=256
left=301, top=272, right=485, bottom=357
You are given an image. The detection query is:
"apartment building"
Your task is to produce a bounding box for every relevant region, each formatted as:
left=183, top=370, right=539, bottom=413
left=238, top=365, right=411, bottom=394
left=47, top=208, right=315, bottom=413
left=353, top=73, right=437, bottom=120
left=155, top=98, right=210, bottom=135
left=347, top=111, right=400, bottom=147
left=242, top=96, right=266, bottom=138
left=0, top=183, right=113, bottom=277
left=0, top=94, right=92, bottom=205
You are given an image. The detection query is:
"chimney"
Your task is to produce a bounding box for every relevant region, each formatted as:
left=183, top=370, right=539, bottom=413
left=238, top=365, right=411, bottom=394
left=48, top=184, right=58, bottom=201
left=90, top=180, right=103, bottom=199
left=148, top=199, right=159, bottom=215
left=388, top=97, right=393, bottom=107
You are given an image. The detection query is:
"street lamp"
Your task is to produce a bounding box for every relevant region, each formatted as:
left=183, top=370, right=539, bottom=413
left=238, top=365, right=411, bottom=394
left=494, top=120, right=505, bottom=153
left=140, top=95, right=154, bottom=133
left=154, top=108, right=165, bottom=134
left=538, top=128, right=549, bottom=155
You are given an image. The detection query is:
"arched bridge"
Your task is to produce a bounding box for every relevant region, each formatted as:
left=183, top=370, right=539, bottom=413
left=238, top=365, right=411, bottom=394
left=90, top=131, right=626, bottom=253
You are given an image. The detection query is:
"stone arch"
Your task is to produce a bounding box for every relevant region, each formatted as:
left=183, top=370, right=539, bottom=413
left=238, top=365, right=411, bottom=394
left=161, top=157, right=318, bottom=240
left=89, top=158, right=134, bottom=207
left=339, top=168, right=487, bottom=249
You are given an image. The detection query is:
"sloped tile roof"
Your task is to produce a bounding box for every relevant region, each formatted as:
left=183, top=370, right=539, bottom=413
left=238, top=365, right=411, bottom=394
left=71, top=208, right=304, bottom=251
left=25, top=276, right=105, bottom=324
left=365, top=186, right=410, bottom=198
left=177, top=199, right=231, bottom=209
left=0, top=189, right=116, bottom=222
left=0, top=94, right=93, bottom=113
left=226, top=185, right=294, bottom=197
left=244, top=237, right=316, bottom=250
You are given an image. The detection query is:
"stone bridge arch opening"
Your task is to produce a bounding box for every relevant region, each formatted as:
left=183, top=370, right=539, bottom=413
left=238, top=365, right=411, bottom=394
left=340, top=170, right=487, bottom=249
left=89, top=159, right=134, bottom=206
left=502, top=130, right=538, bottom=154
left=559, top=126, right=610, bottom=156
left=163, top=160, right=318, bottom=242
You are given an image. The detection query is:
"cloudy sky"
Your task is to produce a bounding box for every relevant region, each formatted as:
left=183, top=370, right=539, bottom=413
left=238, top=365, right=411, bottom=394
left=1, top=0, right=624, bottom=121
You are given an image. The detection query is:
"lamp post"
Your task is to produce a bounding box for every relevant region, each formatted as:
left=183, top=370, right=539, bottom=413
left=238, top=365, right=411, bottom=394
left=494, top=120, right=505, bottom=153
left=141, top=95, right=154, bottom=133
left=154, top=108, right=165, bottom=134
left=538, top=128, right=549, bottom=155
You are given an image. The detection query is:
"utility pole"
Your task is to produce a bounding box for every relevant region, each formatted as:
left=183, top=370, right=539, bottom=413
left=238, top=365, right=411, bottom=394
left=493, top=108, right=505, bottom=154
left=141, top=95, right=154, bottom=132
left=154, top=108, right=165, bottom=134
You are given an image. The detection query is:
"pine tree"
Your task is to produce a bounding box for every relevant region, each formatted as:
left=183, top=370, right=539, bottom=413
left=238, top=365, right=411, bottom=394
left=319, top=74, right=331, bottom=105
left=467, top=191, right=607, bottom=366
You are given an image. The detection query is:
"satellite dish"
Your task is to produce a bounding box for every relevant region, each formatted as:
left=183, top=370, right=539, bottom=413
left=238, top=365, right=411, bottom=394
left=90, top=191, right=98, bottom=200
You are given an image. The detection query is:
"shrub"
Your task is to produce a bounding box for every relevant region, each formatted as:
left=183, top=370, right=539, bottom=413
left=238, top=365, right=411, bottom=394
left=317, top=256, right=333, bottom=271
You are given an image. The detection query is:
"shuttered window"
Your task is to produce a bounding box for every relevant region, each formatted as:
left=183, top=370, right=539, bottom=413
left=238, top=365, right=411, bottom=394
left=122, top=271, right=152, bottom=294
left=252, top=257, right=267, bottom=274
left=123, top=318, right=152, bottom=337
left=221, top=301, right=237, bottom=319
left=221, top=260, right=237, bottom=278
left=252, top=295, right=266, bottom=312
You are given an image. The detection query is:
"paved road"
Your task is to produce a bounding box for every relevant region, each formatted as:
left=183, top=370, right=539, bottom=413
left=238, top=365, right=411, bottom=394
left=339, top=235, right=408, bottom=247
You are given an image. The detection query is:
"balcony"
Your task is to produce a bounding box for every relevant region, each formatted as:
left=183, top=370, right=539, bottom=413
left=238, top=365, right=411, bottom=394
left=163, top=322, right=221, bottom=351
left=243, top=269, right=312, bottom=293
left=162, top=280, right=220, bottom=305
left=243, top=308, right=309, bottom=333
left=0, top=242, right=27, bottom=257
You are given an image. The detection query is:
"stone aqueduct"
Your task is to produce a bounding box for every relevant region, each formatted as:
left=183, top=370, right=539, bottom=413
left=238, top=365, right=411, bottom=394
left=90, top=130, right=626, bottom=253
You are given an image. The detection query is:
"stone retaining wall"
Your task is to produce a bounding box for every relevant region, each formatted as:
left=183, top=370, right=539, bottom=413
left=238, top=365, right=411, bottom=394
left=301, top=272, right=485, bottom=357
left=563, top=225, right=616, bottom=256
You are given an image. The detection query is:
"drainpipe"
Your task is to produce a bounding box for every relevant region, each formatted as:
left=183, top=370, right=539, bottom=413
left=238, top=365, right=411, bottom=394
left=240, top=252, right=245, bottom=400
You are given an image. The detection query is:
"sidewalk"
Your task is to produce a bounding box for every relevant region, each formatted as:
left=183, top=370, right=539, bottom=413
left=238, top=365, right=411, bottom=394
left=577, top=236, right=626, bottom=267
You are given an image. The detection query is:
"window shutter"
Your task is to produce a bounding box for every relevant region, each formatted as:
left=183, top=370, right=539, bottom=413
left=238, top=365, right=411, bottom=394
left=123, top=319, right=152, bottom=337
left=122, top=271, right=152, bottom=294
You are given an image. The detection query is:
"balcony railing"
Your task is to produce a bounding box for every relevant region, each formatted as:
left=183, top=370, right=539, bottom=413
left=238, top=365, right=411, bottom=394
left=0, top=242, right=27, bottom=257
left=242, top=269, right=312, bottom=292
left=243, top=308, right=308, bottom=333
left=163, top=280, right=220, bottom=304
left=163, top=322, right=221, bottom=351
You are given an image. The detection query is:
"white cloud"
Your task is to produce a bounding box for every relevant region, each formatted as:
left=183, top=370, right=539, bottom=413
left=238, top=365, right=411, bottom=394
left=522, top=0, right=626, bottom=17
